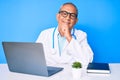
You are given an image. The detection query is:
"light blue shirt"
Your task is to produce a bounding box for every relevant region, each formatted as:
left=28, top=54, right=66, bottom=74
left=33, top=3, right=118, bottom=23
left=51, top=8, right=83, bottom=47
left=57, top=34, right=66, bottom=55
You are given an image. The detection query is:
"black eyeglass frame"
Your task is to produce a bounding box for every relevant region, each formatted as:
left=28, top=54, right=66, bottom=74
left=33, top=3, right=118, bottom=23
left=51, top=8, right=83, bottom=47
left=58, top=11, right=77, bottom=19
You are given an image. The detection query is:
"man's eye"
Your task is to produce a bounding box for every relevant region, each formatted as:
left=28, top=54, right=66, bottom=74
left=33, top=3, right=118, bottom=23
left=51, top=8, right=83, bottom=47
left=62, top=12, right=67, bottom=16
left=71, top=14, right=76, bottom=18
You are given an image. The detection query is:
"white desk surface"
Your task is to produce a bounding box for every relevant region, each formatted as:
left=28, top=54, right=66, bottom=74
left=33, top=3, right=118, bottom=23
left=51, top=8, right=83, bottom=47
left=0, top=63, right=120, bottom=80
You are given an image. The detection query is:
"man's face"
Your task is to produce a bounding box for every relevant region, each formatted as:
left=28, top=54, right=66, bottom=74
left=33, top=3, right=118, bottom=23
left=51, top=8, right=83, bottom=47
left=57, top=4, right=78, bottom=31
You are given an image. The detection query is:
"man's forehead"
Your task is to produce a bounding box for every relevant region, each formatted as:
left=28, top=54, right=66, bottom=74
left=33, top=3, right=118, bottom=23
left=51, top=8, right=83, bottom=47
left=60, top=4, right=77, bottom=13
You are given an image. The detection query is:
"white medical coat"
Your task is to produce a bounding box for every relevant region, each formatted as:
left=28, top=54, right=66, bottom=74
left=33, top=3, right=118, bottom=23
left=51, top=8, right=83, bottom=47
left=36, top=27, right=93, bottom=68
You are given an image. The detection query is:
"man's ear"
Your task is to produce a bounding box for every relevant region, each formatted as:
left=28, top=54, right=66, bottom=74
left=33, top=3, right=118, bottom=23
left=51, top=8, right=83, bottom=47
left=56, top=13, right=59, bottom=21
left=75, top=18, right=78, bottom=24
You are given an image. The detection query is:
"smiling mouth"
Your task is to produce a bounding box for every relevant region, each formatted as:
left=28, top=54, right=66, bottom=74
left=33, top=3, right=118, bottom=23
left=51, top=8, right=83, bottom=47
left=62, top=21, right=70, bottom=25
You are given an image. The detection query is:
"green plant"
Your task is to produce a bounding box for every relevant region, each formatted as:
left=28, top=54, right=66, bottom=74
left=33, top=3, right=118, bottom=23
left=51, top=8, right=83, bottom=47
left=72, top=61, right=82, bottom=69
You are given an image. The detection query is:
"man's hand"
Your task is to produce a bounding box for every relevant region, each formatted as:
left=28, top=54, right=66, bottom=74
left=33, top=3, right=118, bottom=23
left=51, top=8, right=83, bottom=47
left=59, top=24, right=72, bottom=42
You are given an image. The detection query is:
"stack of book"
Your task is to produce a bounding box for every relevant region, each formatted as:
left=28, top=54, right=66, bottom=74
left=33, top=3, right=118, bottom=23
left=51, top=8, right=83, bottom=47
left=87, top=63, right=111, bottom=74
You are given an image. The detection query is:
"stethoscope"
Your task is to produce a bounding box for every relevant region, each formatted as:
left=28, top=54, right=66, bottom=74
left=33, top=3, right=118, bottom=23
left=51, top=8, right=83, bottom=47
left=52, top=27, right=77, bottom=48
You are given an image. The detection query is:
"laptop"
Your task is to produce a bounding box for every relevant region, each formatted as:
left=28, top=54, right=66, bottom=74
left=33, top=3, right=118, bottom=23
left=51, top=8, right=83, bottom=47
left=2, top=42, right=63, bottom=77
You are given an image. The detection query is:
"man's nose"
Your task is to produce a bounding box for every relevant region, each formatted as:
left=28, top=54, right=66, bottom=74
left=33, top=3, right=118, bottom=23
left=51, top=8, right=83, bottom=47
left=66, top=14, right=71, bottom=20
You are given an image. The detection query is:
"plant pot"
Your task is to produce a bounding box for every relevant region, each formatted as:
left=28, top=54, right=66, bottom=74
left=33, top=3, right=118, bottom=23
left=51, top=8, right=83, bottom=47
left=72, top=68, right=82, bottom=80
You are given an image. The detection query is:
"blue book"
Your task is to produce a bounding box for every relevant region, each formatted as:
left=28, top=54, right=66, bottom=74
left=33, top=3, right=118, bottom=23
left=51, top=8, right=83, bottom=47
left=87, top=63, right=110, bottom=74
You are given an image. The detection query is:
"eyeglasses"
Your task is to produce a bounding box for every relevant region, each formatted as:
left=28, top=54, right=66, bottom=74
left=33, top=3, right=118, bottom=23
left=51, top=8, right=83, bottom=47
left=59, top=11, right=77, bottom=20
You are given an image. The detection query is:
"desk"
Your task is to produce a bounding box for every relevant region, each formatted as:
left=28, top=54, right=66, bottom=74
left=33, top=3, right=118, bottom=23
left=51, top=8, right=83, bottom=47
left=0, top=63, right=120, bottom=80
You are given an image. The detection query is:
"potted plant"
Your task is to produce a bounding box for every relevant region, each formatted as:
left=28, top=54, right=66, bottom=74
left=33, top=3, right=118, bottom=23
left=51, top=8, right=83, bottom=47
left=72, top=61, right=82, bottom=80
